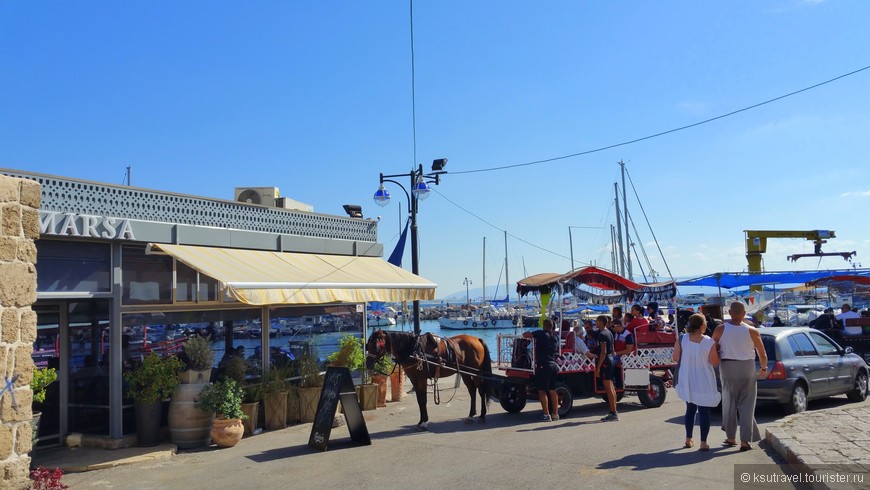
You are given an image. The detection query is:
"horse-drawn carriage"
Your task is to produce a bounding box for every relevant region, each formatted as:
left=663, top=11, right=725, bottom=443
left=495, top=330, right=675, bottom=417
left=496, top=266, right=678, bottom=417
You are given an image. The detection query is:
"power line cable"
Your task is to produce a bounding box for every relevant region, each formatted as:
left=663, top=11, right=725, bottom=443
left=451, top=64, right=870, bottom=175
left=431, top=188, right=576, bottom=263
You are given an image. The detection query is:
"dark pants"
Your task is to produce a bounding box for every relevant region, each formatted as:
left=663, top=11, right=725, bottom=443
left=685, top=402, right=710, bottom=441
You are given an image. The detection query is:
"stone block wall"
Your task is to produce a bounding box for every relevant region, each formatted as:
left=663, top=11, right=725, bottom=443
left=0, top=176, right=39, bottom=489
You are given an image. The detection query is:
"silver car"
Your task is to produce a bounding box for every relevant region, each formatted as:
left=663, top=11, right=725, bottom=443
left=757, top=327, right=868, bottom=413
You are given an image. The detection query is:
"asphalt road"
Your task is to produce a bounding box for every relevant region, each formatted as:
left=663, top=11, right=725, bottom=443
left=62, top=382, right=868, bottom=490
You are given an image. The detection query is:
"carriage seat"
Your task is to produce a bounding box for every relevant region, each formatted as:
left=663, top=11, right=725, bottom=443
left=634, top=329, right=676, bottom=347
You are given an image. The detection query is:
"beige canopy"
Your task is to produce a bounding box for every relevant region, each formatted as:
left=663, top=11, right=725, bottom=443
left=148, top=243, right=436, bottom=305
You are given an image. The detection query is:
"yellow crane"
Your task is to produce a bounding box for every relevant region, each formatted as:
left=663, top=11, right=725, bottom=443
left=744, top=229, right=857, bottom=289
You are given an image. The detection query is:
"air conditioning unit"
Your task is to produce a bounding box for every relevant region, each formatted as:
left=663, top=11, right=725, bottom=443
left=234, top=187, right=280, bottom=206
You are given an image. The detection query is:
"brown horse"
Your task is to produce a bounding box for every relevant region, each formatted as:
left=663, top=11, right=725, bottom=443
left=365, top=329, right=492, bottom=430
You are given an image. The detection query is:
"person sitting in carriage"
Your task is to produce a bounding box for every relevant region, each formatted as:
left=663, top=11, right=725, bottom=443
left=612, top=319, right=635, bottom=364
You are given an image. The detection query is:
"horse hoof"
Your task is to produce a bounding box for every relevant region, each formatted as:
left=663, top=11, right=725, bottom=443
left=416, top=422, right=429, bottom=431
left=464, top=417, right=474, bottom=424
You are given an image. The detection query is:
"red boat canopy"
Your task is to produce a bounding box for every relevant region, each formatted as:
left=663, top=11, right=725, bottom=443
left=516, top=266, right=676, bottom=304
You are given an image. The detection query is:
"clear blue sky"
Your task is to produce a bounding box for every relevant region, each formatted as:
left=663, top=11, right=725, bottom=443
left=2, top=1, right=869, bottom=300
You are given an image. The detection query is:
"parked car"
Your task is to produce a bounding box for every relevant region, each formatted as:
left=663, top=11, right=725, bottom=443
left=752, top=327, right=868, bottom=414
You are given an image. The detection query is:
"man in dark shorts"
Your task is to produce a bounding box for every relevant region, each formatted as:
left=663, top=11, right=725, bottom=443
left=595, top=315, right=619, bottom=421
left=523, top=318, right=560, bottom=421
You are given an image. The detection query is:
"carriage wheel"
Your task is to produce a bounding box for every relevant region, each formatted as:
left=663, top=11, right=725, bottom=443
left=638, top=375, right=666, bottom=408
left=499, top=381, right=527, bottom=413
left=555, top=382, right=573, bottom=417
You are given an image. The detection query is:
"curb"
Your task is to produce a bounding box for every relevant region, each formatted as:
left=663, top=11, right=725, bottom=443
left=765, top=423, right=834, bottom=490
left=53, top=445, right=177, bottom=473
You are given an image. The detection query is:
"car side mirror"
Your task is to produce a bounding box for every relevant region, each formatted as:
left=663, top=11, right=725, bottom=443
left=844, top=346, right=854, bottom=355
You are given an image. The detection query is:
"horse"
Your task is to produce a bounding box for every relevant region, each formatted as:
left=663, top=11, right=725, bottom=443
left=365, top=329, right=492, bottom=431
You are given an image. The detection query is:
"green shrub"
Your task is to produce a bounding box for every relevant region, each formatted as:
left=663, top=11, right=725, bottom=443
left=124, top=353, right=183, bottom=403
left=195, top=379, right=246, bottom=420
left=32, top=367, right=58, bottom=404
left=183, top=335, right=214, bottom=371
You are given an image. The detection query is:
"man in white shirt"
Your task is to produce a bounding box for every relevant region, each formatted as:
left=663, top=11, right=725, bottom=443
left=836, top=303, right=862, bottom=335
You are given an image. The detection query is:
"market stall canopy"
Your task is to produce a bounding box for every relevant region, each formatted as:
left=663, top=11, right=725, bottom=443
left=516, top=266, right=676, bottom=304
left=148, top=243, right=436, bottom=305
left=676, top=268, right=870, bottom=289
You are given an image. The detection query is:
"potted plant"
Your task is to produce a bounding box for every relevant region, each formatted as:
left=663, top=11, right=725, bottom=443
left=241, top=382, right=263, bottom=437
left=372, top=356, right=393, bottom=407
left=297, top=349, right=323, bottom=423
left=124, top=353, right=183, bottom=447
left=30, top=366, right=58, bottom=445
left=169, top=336, right=216, bottom=448
left=195, top=378, right=246, bottom=448
left=261, top=367, right=289, bottom=430
left=179, top=335, right=214, bottom=384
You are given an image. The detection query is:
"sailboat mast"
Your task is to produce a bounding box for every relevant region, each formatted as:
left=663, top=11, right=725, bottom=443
left=504, top=230, right=510, bottom=304
left=620, top=160, right=632, bottom=281
left=482, top=237, right=486, bottom=305
left=614, top=183, right=625, bottom=276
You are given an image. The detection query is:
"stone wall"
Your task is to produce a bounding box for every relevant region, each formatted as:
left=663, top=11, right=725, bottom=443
left=0, top=176, right=39, bottom=489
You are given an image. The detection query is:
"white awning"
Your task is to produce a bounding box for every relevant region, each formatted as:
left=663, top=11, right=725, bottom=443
left=148, top=243, right=436, bottom=305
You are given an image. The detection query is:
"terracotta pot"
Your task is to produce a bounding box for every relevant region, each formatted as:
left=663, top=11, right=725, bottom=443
left=390, top=366, right=405, bottom=402
left=241, top=402, right=259, bottom=437
left=211, top=417, right=244, bottom=448
left=371, top=375, right=388, bottom=407
left=264, top=392, right=288, bottom=430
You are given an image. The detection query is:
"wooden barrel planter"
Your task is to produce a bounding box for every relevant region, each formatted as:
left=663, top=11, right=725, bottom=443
left=298, top=387, right=321, bottom=423
left=264, top=391, right=288, bottom=430
left=168, top=384, right=213, bottom=448
left=241, top=402, right=259, bottom=437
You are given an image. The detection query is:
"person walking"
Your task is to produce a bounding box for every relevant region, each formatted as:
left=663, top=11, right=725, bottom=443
left=523, top=318, right=560, bottom=421
left=674, top=313, right=720, bottom=451
left=712, top=301, right=768, bottom=451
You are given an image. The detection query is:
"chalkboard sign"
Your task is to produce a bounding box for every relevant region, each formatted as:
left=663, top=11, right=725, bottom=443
left=308, top=367, right=371, bottom=451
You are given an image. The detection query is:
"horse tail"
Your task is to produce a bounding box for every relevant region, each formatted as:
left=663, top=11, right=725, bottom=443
left=479, top=339, right=497, bottom=400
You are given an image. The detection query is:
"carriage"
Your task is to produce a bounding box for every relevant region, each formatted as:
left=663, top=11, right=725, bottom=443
left=495, top=267, right=678, bottom=417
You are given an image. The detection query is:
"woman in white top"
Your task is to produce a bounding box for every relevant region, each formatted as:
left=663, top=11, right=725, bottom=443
left=712, top=301, right=768, bottom=451
left=674, top=313, right=720, bottom=451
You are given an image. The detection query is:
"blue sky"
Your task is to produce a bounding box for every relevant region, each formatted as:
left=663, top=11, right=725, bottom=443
left=2, top=1, right=869, bottom=299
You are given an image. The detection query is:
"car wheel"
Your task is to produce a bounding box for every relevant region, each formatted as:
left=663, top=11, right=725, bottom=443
left=846, top=371, right=868, bottom=403
left=782, top=383, right=808, bottom=414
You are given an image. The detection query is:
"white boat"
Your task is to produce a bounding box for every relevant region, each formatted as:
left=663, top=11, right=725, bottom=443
left=367, top=314, right=396, bottom=327
left=438, top=312, right=517, bottom=330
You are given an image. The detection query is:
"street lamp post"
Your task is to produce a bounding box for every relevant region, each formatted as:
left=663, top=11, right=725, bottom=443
left=374, top=159, right=447, bottom=335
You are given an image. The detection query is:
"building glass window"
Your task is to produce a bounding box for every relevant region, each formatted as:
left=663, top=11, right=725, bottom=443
left=36, top=240, right=111, bottom=293
left=68, top=300, right=111, bottom=437
left=122, top=245, right=172, bottom=305
left=176, top=262, right=219, bottom=303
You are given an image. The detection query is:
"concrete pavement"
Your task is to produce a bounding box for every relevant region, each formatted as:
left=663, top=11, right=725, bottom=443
left=31, top=382, right=869, bottom=489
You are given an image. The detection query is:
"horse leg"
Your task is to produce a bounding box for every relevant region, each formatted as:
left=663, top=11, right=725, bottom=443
left=413, top=375, right=429, bottom=431
left=477, top=380, right=488, bottom=423
left=462, top=374, right=477, bottom=424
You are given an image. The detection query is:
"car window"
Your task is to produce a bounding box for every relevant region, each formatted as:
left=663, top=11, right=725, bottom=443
left=808, top=331, right=839, bottom=356
left=787, top=333, right=818, bottom=357
left=760, top=335, right=777, bottom=361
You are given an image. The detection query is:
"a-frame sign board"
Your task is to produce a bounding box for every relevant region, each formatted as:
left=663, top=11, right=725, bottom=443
left=308, top=367, right=371, bottom=451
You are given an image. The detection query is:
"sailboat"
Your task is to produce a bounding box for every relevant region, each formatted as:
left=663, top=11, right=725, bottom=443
left=439, top=233, right=519, bottom=330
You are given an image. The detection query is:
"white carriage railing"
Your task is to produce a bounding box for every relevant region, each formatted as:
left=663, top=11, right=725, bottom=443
left=498, top=334, right=676, bottom=374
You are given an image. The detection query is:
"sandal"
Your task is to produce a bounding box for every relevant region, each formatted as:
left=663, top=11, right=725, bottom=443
left=723, top=440, right=737, bottom=447
left=683, top=440, right=694, bottom=448
left=699, top=443, right=710, bottom=452
left=739, top=444, right=753, bottom=451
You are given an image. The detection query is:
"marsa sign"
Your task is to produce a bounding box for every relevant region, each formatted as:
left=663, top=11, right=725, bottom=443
left=39, top=211, right=136, bottom=240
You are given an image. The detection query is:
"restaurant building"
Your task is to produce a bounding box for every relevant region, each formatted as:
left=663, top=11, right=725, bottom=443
left=2, top=168, right=434, bottom=448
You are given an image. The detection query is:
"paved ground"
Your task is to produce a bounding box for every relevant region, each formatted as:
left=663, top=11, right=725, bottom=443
left=33, top=381, right=869, bottom=489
